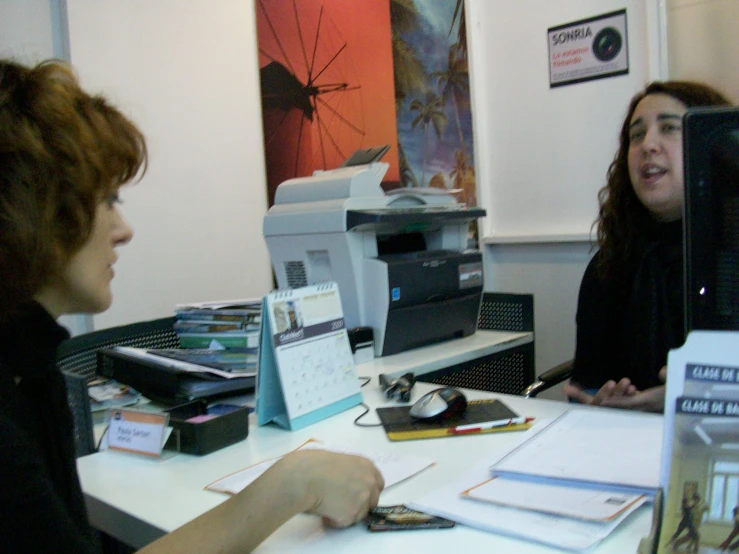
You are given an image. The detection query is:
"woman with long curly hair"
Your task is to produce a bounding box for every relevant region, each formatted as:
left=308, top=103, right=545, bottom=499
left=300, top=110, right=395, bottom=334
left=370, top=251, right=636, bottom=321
left=564, top=81, right=731, bottom=412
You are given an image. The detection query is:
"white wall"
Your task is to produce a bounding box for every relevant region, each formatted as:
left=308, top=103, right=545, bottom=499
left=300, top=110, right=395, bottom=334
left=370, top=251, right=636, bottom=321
left=666, top=0, right=739, bottom=103
left=0, top=0, right=61, bottom=63
left=65, top=1, right=273, bottom=330
left=0, top=1, right=91, bottom=334
left=467, top=0, right=663, bottom=241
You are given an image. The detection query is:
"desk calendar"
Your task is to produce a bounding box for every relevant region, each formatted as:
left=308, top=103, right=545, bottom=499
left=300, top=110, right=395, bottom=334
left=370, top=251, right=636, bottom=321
left=256, top=282, right=362, bottom=430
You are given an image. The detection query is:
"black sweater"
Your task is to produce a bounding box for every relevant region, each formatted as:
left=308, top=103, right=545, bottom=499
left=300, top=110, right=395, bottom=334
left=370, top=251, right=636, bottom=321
left=571, top=220, right=685, bottom=391
left=0, top=303, right=99, bottom=553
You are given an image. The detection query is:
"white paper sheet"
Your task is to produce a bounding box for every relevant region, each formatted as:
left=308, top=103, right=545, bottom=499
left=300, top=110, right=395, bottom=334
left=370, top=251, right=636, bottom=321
left=206, top=439, right=435, bottom=495
left=463, top=476, right=647, bottom=522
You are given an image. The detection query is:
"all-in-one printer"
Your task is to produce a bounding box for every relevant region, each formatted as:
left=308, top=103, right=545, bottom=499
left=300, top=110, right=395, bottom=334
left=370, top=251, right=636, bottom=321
left=262, top=162, right=486, bottom=356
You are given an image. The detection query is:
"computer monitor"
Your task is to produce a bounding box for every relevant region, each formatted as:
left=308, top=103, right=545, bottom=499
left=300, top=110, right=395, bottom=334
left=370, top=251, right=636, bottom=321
left=683, top=106, right=739, bottom=333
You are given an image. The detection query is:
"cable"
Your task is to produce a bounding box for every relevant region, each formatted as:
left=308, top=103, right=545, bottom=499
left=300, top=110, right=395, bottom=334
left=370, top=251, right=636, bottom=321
left=354, top=376, right=383, bottom=427
left=95, top=423, right=110, bottom=451
left=353, top=402, right=383, bottom=427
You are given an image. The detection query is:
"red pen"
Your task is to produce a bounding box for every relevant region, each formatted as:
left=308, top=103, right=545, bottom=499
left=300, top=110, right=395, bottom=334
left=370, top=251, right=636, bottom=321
left=448, top=417, right=535, bottom=435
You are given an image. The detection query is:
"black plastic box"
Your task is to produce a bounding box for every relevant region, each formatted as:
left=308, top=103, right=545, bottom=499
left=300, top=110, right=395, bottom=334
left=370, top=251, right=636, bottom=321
left=164, top=400, right=249, bottom=455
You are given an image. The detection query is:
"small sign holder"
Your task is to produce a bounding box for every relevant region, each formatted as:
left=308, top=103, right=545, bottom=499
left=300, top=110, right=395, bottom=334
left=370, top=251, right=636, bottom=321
left=105, top=408, right=175, bottom=458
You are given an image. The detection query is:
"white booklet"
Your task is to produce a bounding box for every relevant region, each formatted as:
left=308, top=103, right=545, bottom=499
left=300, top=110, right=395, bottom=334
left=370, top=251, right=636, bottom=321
left=490, top=408, right=663, bottom=494
left=656, top=331, right=739, bottom=554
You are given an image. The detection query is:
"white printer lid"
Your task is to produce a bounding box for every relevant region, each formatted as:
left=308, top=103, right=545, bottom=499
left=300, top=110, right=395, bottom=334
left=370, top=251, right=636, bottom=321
left=273, top=163, right=388, bottom=205
left=264, top=162, right=482, bottom=237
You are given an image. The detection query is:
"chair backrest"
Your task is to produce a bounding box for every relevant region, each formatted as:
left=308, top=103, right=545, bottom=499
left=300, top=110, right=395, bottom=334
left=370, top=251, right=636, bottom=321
left=57, top=316, right=180, bottom=457
left=478, top=292, right=534, bottom=333
left=63, top=371, right=96, bottom=458
left=421, top=292, right=536, bottom=395
left=57, top=317, right=179, bottom=382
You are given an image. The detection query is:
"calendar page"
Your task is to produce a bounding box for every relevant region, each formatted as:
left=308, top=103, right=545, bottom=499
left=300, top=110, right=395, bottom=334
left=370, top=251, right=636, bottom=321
left=266, top=283, right=360, bottom=421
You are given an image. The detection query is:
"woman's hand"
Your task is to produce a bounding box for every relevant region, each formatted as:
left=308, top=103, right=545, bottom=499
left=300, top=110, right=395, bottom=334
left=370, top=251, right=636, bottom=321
left=564, top=367, right=667, bottom=413
left=274, top=449, right=385, bottom=528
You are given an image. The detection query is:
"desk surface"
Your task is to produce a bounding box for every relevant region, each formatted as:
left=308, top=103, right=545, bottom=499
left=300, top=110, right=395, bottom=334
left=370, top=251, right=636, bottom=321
left=359, top=329, right=533, bottom=379
left=77, top=332, right=653, bottom=553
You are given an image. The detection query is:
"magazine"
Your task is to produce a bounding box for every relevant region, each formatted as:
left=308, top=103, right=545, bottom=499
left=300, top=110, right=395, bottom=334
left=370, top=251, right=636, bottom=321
left=146, top=348, right=257, bottom=373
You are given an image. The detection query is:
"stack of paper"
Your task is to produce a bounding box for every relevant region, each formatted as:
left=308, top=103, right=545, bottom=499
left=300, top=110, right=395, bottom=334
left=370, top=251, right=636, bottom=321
left=407, top=458, right=646, bottom=552
left=491, top=409, right=663, bottom=494
left=409, top=409, right=663, bottom=551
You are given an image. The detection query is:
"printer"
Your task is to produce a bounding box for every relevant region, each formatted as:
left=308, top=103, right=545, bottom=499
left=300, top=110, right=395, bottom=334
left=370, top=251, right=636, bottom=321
left=262, top=162, right=486, bottom=356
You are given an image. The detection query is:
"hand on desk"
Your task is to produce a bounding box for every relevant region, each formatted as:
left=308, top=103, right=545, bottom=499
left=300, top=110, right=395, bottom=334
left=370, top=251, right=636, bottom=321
left=273, top=449, right=385, bottom=528
left=563, top=367, right=666, bottom=413
left=138, top=450, right=384, bottom=553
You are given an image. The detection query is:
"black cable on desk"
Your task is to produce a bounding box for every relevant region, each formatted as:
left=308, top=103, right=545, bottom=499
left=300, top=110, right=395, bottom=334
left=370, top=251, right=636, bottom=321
left=96, top=424, right=110, bottom=452
left=354, top=376, right=383, bottom=427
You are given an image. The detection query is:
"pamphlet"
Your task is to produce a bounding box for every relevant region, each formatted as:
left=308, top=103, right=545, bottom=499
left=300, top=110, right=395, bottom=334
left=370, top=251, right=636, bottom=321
left=656, top=331, right=739, bottom=554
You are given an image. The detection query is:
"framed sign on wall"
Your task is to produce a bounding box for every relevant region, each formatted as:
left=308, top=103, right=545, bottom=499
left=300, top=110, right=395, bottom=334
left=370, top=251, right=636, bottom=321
left=548, top=9, right=629, bottom=88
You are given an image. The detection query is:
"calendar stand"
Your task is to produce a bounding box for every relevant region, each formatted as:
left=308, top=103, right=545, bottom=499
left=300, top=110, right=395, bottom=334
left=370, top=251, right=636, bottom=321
left=256, top=282, right=362, bottom=431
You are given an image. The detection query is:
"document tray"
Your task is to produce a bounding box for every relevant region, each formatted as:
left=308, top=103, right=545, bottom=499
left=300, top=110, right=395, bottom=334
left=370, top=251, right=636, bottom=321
left=97, top=348, right=255, bottom=405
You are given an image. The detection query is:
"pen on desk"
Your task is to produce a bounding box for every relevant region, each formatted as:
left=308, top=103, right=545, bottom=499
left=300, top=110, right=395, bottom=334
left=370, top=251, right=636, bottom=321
left=448, top=417, right=535, bottom=435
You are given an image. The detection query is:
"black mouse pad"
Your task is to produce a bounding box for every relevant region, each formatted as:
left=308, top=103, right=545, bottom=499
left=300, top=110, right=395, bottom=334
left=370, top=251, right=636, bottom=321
left=376, top=399, right=528, bottom=441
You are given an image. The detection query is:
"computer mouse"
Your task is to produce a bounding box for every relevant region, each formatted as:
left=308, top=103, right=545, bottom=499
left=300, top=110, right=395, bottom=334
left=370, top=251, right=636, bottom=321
left=409, top=387, right=467, bottom=420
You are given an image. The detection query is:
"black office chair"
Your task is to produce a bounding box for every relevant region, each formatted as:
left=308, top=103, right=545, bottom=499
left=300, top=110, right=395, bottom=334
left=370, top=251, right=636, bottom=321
left=58, top=317, right=180, bottom=554
left=521, top=359, right=573, bottom=398
left=419, top=292, right=534, bottom=395
left=419, top=292, right=572, bottom=397
left=57, top=316, right=180, bottom=458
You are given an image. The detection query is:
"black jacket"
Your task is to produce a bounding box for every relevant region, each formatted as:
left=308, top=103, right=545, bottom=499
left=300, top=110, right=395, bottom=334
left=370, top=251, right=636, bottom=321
left=0, top=303, right=99, bottom=553
left=571, top=220, right=684, bottom=391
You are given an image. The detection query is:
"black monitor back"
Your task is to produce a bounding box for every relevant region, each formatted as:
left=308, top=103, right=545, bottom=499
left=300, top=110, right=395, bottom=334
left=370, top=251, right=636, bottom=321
left=683, top=106, right=739, bottom=333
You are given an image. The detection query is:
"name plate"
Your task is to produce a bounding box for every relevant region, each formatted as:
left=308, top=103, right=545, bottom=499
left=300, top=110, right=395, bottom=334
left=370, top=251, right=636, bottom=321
left=107, top=409, right=170, bottom=457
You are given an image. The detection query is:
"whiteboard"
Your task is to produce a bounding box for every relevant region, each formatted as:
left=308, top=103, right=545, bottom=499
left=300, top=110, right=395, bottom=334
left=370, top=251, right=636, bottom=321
left=467, top=0, right=663, bottom=242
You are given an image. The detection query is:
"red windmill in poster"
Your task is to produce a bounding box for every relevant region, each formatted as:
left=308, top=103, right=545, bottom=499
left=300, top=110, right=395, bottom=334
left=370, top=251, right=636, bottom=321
left=258, top=0, right=367, bottom=207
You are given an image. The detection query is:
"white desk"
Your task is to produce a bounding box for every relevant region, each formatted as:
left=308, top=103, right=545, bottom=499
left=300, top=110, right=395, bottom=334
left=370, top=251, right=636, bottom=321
left=77, top=331, right=654, bottom=553
left=359, top=329, right=533, bottom=379
left=77, top=398, right=654, bottom=552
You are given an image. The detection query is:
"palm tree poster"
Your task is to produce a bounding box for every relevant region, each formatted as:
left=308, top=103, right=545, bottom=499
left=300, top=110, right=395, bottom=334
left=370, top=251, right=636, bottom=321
left=391, top=0, right=477, bottom=208
left=256, top=0, right=401, bottom=208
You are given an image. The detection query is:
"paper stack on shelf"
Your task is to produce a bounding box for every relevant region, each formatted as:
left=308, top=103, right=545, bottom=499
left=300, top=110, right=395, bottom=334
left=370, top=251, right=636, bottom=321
left=87, top=378, right=143, bottom=412
left=174, top=298, right=262, bottom=350
left=101, top=347, right=256, bottom=404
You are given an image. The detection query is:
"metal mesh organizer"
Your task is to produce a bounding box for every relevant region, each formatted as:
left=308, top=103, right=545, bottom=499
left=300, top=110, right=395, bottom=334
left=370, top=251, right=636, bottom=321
left=419, top=292, right=535, bottom=395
